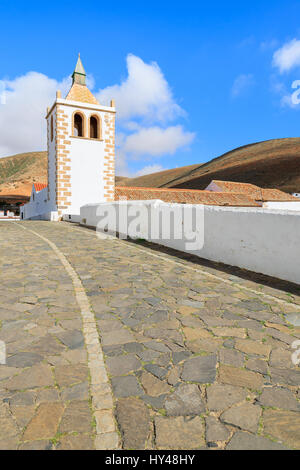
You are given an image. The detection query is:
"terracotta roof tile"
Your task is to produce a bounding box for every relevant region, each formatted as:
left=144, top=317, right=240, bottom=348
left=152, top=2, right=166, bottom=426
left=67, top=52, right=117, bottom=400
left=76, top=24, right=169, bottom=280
left=115, top=187, right=259, bottom=206
left=66, top=83, right=100, bottom=105
left=210, top=180, right=297, bottom=201
left=33, top=183, right=48, bottom=192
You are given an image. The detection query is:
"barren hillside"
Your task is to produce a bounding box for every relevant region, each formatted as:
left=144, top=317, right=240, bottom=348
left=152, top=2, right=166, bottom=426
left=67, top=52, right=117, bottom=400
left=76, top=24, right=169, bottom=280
left=116, top=164, right=200, bottom=188
left=0, top=152, right=47, bottom=196
left=1, top=138, right=300, bottom=196
left=165, top=138, right=300, bottom=193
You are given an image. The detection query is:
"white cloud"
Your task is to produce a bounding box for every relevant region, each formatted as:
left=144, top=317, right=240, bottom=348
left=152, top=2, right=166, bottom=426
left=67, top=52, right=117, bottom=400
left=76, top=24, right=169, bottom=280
left=231, top=74, right=254, bottom=97
left=0, top=54, right=195, bottom=180
left=134, top=164, right=165, bottom=177
left=0, top=72, right=70, bottom=157
left=122, top=125, right=195, bottom=158
left=97, top=54, right=184, bottom=122
left=273, top=39, right=300, bottom=73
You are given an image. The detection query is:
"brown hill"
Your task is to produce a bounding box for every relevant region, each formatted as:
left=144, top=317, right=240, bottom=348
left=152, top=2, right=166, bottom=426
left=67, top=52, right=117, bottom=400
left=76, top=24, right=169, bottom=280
left=164, top=138, right=300, bottom=193
left=1, top=138, right=300, bottom=197
left=0, top=151, right=47, bottom=196
left=120, top=138, right=300, bottom=193
left=116, top=164, right=200, bottom=188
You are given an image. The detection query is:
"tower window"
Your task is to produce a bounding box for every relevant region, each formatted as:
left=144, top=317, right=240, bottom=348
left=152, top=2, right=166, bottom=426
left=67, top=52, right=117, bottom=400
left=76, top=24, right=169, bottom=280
left=89, top=115, right=100, bottom=139
left=50, top=116, right=54, bottom=142
left=74, top=113, right=84, bottom=137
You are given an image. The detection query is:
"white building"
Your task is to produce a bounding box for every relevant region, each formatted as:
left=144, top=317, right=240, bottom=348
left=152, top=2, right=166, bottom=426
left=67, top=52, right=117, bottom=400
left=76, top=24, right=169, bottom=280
left=21, top=55, right=116, bottom=221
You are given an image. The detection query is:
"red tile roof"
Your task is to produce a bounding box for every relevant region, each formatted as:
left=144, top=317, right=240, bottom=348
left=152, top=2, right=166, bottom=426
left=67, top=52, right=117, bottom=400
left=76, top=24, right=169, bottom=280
left=33, top=183, right=48, bottom=192
left=210, top=180, right=297, bottom=202
left=115, top=187, right=259, bottom=207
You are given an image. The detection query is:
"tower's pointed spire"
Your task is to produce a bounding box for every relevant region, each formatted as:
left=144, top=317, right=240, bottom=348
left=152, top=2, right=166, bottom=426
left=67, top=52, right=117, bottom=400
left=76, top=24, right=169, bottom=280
left=72, top=53, right=86, bottom=85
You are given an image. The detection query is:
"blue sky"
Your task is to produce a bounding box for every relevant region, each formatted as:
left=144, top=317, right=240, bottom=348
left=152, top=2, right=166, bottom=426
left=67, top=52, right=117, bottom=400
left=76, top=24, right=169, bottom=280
left=1, top=0, right=300, bottom=175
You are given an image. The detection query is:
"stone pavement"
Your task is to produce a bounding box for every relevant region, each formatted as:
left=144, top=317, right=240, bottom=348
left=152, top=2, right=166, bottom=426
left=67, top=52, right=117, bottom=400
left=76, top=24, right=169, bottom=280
left=0, top=221, right=299, bottom=450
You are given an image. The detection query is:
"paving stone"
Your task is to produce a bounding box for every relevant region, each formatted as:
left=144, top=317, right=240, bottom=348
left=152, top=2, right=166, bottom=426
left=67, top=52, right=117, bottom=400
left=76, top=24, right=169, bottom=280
left=144, top=328, right=183, bottom=345
left=61, top=382, right=89, bottom=401
left=245, top=358, right=268, bottom=375
left=6, top=352, right=44, bottom=368
left=219, top=348, right=244, bottom=367
left=219, top=365, right=264, bottom=389
left=258, top=387, right=299, bottom=411
left=140, top=371, right=171, bottom=396
left=11, top=404, right=36, bottom=428
left=221, top=402, right=261, bottom=433
left=19, top=440, right=52, bottom=450
left=183, top=327, right=212, bottom=341
left=223, top=338, right=235, bottom=349
left=269, top=348, right=294, bottom=368
left=187, top=338, right=223, bottom=354
left=59, top=401, right=92, bottom=433
left=36, top=388, right=60, bottom=403
left=155, top=416, right=205, bottom=449
left=181, top=355, right=217, bottom=384
left=235, top=339, right=271, bottom=357
left=212, top=327, right=247, bottom=338
left=8, top=391, right=36, bottom=406
left=143, top=341, right=171, bottom=353
left=0, top=403, right=19, bottom=439
left=123, top=342, right=144, bottom=353
left=101, top=329, right=135, bottom=346
left=0, top=366, right=20, bottom=381
left=263, top=409, right=300, bottom=449
left=205, top=416, right=230, bottom=442
left=179, top=300, right=205, bottom=309
left=106, top=354, right=141, bottom=376
left=30, top=335, right=65, bottom=354
left=56, top=434, right=94, bottom=450
left=265, top=327, right=295, bottom=345
left=165, top=384, right=205, bottom=416
left=142, top=394, right=168, bottom=410
left=172, top=351, right=191, bottom=364
left=61, top=348, right=87, bottom=364
left=4, top=363, right=54, bottom=391
left=0, top=437, right=19, bottom=450
left=56, top=330, right=84, bottom=349
left=116, top=397, right=150, bottom=449
left=137, top=350, right=160, bottom=362
left=176, top=306, right=198, bottom=316
left=226, top=431, right=287, bottom=450
left=144, top=364, right=168, bottom=380
left=22, top=403, right=64, bottom=440
left=54, top=364, right=88, bottom=387
left=270, top=367, right=300, bottom=386
left=207, top=384, right=248, bottom=411
left=167, top=367, right=181, bottom=386
left=111, top=375, right=144, bottom=398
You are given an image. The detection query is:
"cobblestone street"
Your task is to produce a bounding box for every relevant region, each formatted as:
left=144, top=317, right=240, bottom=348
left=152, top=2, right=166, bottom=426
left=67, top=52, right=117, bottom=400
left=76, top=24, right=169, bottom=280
left=0, top=221, right=299, bottom=450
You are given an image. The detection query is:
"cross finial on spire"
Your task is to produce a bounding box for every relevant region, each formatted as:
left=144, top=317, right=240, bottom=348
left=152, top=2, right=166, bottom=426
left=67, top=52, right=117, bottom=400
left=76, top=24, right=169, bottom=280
left=72, top=53, right=86, bottom=85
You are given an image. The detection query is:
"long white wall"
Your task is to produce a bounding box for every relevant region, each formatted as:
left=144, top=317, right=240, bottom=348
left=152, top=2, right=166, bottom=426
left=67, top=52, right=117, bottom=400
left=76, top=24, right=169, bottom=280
left=263, top=201, right=300, bottom=211
left=80, top=201, right=300, bottom=284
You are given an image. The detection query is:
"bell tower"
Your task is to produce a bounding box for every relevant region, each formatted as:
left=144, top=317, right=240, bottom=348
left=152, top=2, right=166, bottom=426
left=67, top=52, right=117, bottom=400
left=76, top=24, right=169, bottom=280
left=46, top=54, right=116, bottom=220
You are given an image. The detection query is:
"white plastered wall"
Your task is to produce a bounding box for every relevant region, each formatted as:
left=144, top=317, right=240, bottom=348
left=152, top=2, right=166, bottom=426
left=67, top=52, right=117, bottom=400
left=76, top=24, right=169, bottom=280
left=80, top=201, right=300, bottom=285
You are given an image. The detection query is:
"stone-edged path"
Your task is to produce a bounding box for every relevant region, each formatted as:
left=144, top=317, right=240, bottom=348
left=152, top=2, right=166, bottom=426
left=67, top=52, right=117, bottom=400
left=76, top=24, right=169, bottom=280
left=0, top=221, right=299, bottom=450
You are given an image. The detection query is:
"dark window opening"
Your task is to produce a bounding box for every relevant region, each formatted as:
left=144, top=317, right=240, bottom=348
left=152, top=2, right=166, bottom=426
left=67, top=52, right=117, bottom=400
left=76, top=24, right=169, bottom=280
left=90, top=116, right=98, bottom=139
left=74, top=113, right=83, bottom=137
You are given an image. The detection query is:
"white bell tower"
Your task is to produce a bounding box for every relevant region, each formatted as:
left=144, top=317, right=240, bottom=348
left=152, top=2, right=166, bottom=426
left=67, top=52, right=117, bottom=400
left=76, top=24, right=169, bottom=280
left=46, top=54, right=116, bottom=220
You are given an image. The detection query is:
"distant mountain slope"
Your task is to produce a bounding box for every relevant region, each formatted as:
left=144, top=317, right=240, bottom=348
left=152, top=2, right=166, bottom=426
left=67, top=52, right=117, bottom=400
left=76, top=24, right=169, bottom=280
left=165, top=138, right=300, bottom=193
left=116, top=164, right=200, bottom=188
left=0, top=152, right=47, bottom=196
left=1, top=137, right=300, bottom=196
